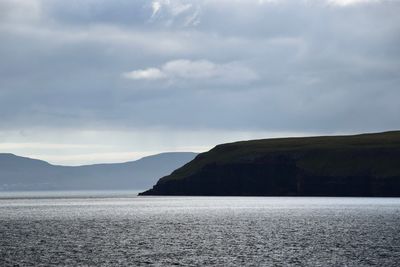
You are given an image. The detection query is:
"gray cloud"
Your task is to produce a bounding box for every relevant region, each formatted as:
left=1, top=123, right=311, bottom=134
left=0, top=0, right=399, bottom=164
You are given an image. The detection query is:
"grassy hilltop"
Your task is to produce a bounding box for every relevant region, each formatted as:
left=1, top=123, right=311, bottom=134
left=140, top=131, right=400, bottom=196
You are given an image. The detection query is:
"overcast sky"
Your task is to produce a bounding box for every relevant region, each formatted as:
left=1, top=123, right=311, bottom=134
left=0, top=0, right=399, bottom=165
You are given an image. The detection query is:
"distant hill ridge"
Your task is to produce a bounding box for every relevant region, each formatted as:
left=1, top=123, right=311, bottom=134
left=0, top=152, right=197, bottom=191
left=140, top=131, right=400, bottom=196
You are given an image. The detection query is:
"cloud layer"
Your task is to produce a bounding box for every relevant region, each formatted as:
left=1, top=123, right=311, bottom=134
left=0, top=0, right=399, bottom=163
left=122, top=59, right=258, bottom=84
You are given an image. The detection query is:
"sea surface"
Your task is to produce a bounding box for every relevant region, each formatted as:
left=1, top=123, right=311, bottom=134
left=0, top=192, right=399, bottom=266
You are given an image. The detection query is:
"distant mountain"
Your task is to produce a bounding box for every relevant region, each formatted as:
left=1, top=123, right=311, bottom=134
left=0, top=152, right=197, bottom=191
left=140, top=131, right=400, bottom=197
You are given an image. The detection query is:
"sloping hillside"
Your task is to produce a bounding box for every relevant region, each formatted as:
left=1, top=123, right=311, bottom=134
left=140, top=131, right=400, bottom=196
left=0, top=152, right=197, bottom=191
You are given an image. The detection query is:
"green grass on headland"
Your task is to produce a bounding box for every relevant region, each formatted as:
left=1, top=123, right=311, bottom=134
left=162, top=131, right=400, bottom=182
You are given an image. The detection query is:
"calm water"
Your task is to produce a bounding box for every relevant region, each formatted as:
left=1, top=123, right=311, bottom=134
left=0, top=193, right=399, bottom=266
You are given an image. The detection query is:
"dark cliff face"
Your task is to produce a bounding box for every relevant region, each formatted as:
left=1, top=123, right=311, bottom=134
left=140, top=131, right=400, bottom=196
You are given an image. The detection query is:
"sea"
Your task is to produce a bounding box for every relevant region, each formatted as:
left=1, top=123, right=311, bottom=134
left=0, top=191, right=399, bottom=266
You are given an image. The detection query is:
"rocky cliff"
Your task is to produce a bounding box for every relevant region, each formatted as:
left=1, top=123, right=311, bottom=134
left=140, top=131, right=400, bottom=196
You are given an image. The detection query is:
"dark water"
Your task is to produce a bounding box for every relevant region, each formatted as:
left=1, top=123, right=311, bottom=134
left=1, top=194, right=399, bottom=266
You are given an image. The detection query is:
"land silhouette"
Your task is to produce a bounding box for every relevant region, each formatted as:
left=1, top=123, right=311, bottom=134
left=0, top=152, right=196, bottom=191
left=140, top=131, right=400, bottom=197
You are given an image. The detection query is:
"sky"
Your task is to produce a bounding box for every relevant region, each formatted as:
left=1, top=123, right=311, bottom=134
left=0, top=0, right=399, bottom=165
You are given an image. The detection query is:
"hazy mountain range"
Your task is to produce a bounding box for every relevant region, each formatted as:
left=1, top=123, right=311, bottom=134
left=0, top=152, right=197, bottom=191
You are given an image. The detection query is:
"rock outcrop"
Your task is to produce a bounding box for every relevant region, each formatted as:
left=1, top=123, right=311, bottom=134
left=140, top=131, right=400, bottom=196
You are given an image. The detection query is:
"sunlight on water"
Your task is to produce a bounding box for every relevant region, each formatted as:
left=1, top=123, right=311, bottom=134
left=1, top=195, right=400, bottom=266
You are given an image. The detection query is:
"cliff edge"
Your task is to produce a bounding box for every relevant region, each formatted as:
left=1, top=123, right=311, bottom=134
left=140, top=131, right=400, bottom=196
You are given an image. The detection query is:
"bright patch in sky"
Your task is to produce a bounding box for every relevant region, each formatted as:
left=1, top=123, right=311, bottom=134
left=328, top=0, right=379, bottom=6
left=123, top=59, right=258, bottom=84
